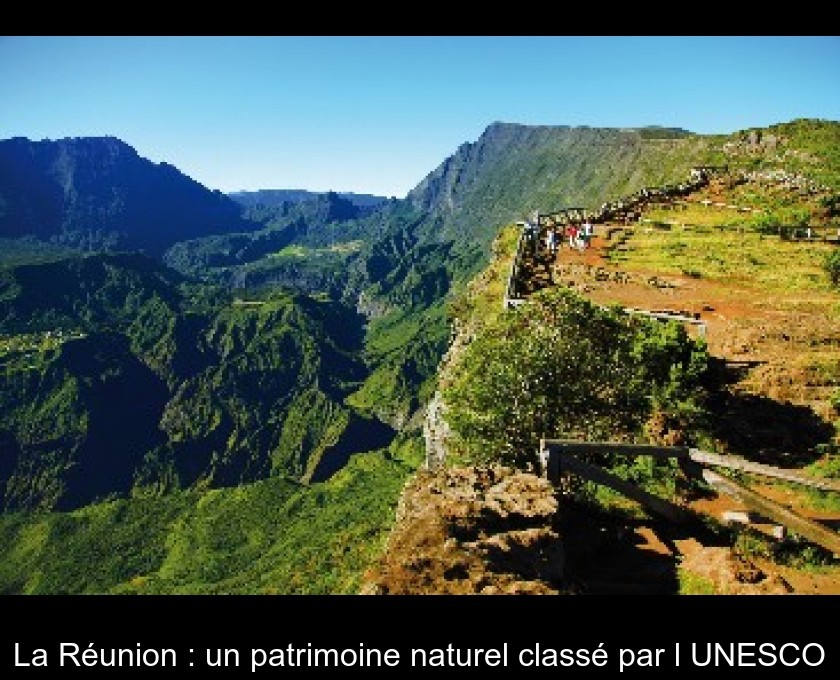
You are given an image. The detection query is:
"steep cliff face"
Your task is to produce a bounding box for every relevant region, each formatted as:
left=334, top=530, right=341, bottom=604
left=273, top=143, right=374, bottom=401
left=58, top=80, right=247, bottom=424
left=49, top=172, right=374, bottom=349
left=406, top=122, right=710, bottom=251
left=0, top=136, right=249, bottom=254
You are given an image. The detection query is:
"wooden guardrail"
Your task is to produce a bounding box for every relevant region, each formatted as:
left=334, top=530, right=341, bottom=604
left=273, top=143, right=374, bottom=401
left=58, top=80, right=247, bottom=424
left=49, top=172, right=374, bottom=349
left=700, top=468, right=840, bottom=556
left=688, top=449, right=840, bottom=493
left=622, top=307, right=707, bottom=339
left=539, top=207, right=589, bottom=229
left=539, top=439, right=840, bottom=555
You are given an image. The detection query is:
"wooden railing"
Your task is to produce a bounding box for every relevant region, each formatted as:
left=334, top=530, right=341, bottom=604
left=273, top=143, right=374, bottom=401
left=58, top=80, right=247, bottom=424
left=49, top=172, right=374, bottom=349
left=539, top=439, right=840, bottom=556
left=622, top=307, right=707, bottom=338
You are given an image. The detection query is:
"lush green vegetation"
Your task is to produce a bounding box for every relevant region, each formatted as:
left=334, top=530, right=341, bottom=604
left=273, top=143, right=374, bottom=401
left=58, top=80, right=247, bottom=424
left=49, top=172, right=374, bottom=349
left=0, top=253, right=393, bottom=511
left=826, top=249, right=840, bottom=287
left=443, top=287, right=709, bottom=468
left=347, top=302, right=450, bottom=426
left=0, top=439, right=421, bottom=594
left=756, top=119, right=840, bottom=190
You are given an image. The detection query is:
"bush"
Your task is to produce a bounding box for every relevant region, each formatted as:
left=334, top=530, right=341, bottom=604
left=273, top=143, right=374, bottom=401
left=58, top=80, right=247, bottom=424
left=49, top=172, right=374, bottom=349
left=752, top=211, right=781, bottom=235
left=831, top=389, right=840, bottom=415
left=825, top=249, right=840, bottom=287
left=443, top=288, right=709, bottom=468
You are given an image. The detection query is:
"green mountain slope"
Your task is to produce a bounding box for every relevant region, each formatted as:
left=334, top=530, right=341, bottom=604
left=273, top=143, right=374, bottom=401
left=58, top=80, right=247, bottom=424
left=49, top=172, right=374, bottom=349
left=0, top=253, right=392, bottom=512
left=0, top=444, right=420, bottom=594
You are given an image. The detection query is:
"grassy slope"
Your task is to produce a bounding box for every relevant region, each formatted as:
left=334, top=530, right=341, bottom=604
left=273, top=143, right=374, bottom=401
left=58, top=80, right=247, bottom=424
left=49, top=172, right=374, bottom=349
left=0, top=438, right=422, bottom=594
left=610, top=226, right=838, bottom=293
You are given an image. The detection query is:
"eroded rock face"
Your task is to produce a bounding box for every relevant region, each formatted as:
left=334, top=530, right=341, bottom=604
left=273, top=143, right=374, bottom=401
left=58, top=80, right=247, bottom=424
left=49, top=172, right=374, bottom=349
left=361, top=465, right=564, bottom=594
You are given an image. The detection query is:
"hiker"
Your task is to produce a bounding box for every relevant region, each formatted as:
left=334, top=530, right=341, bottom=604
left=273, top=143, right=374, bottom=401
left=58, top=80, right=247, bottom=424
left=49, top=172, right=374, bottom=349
left=545, top=228, right=557, bottom=256
left=567, top=224, right=578, bottom=250
left=524, top=220, right=539, bottom=257
left=582, top=221, right=594, bottom=249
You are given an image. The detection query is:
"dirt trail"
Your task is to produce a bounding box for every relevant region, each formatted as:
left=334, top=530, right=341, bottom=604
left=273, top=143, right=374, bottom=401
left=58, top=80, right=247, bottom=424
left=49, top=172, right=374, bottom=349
left=562, top=502, right=792, bottom=594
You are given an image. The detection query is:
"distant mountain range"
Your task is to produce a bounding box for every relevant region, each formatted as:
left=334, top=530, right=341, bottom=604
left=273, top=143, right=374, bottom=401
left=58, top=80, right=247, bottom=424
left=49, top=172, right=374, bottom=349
left=0, top=136, right=252, bottom=255
left=229, top=189, right=388, bottom=209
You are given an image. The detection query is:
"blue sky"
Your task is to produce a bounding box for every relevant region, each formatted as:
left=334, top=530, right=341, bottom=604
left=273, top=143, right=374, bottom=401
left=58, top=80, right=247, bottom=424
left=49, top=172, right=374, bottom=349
left=2, top=36, right=838, bottom=198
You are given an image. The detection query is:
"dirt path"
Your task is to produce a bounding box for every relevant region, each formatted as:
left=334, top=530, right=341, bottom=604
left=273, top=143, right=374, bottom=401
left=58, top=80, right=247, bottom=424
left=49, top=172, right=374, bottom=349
left=561, top=498, right=793, bottom=594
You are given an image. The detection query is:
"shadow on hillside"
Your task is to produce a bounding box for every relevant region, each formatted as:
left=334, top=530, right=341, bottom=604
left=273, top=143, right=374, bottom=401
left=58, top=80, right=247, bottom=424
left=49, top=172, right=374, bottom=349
left=706, top=387, right=834, bottom=468
left=308, top=416, right=396, bottom=483
left=560, top=500, right=727, bottom=594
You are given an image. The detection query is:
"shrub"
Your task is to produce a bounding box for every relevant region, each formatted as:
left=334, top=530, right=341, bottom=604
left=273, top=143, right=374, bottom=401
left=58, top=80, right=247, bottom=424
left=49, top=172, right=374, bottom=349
left=825, top=249, right=840, bottom=287
left=443, top=288, right=709, bottom=468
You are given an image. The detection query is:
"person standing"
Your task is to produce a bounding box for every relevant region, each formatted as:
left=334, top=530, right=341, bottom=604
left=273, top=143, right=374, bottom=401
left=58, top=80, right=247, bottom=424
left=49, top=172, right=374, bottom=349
left=568, top=224, right=578, bottom=250
left=523, top=219, right=538, bottom=258
left=582, top=220, right=594, bottom=249
left=546, top=228, right=557, bottom=257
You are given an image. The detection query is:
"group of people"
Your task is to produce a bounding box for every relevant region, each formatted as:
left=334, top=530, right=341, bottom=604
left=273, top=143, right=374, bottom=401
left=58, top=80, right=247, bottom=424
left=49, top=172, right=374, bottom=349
left=562, top=221, right=594, bottom=252
left=522, top=215, right=595, bottom=260
left=537, top=221, right=594, bottom=256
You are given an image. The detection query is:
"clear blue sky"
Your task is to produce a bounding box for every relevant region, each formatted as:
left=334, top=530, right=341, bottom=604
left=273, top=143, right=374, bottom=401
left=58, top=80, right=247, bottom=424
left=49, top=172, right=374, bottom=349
left=2, top=36, right=838, bottom=198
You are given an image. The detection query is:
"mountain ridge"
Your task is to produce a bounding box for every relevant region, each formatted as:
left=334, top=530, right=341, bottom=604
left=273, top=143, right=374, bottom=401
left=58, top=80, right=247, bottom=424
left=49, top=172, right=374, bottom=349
left=0, top=136, right=252, bottom=255
left=229, top=189, right=389, bottom=209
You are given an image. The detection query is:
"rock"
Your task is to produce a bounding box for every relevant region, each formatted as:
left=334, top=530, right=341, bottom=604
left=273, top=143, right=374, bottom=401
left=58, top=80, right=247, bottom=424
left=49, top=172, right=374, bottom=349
left=360, top=466, right=564, bottom=594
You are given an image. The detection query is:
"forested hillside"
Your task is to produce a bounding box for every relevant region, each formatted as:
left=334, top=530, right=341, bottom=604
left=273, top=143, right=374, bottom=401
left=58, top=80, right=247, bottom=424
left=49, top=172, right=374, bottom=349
left=0, top=254, right=390, bottom=511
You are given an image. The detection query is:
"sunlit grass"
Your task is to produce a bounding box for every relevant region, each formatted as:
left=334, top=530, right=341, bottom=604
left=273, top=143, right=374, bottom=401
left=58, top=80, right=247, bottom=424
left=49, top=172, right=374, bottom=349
left=678, top=568, right=718, bottom=594
left=447, top=224, right=521, bottom=329
left=270, top=245, right=309, bottom=258
left=644, top=203, right=757, bottom=229
left=609, top=227, right=837, bottom=296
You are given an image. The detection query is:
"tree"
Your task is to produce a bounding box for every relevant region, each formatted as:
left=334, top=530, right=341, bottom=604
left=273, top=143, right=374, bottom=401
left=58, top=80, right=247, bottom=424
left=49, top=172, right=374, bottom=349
left=442, top=288, right=709, bottom=468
